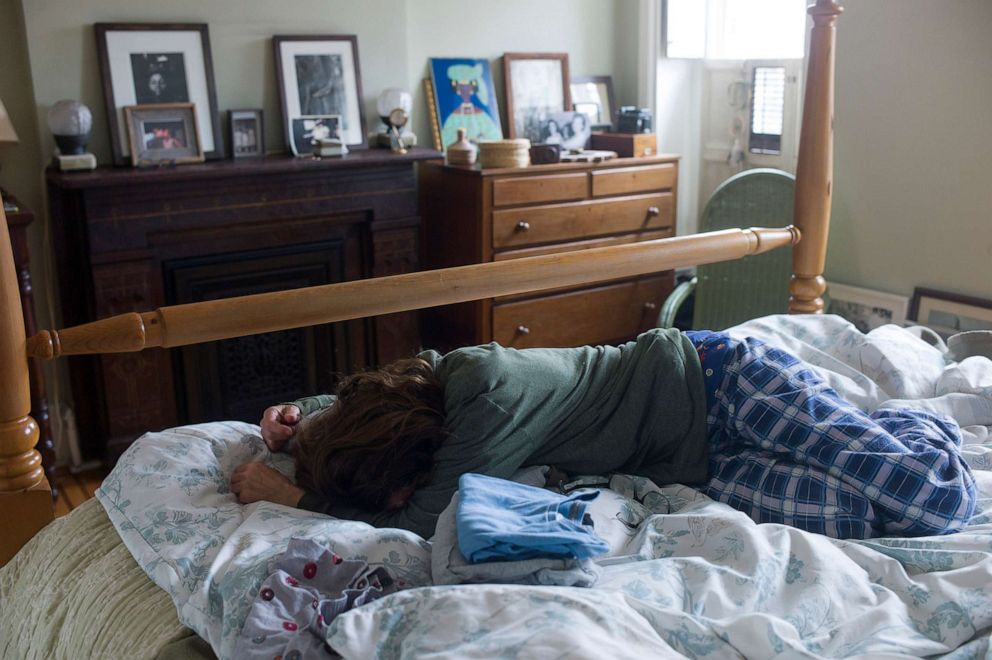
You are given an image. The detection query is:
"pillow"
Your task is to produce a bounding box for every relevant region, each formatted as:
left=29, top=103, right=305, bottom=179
left=96, top=421, right=431, bottom=659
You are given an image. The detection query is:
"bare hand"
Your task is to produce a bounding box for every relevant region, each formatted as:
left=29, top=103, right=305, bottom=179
left=230, top=463, right=305, bottom=507
left=260, top=404, right=302, bottom=452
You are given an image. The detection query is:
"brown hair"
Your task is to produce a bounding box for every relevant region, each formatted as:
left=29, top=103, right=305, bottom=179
left=294, top=357, right=446, bottom=511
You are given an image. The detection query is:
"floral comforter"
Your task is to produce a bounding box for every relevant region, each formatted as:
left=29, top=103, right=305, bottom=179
left=97, top=315, right=992, bottom=659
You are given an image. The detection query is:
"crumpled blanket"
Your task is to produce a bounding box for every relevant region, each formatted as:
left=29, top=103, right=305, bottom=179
left=233, top=538, right=405, bottom=659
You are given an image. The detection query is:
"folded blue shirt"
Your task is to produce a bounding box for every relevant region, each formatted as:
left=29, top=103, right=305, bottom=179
left=456, top=473, right=611, bottom=563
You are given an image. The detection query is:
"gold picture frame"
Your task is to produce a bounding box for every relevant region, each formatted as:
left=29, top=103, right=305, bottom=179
left=423, top=77, right=443, bottom=151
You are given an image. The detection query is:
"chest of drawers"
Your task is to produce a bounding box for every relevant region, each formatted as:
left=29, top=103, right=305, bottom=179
left=420, top=156, right=679, bottom=350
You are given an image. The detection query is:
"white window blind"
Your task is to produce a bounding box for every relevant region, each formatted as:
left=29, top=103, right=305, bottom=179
left=666, top=0, right=807, bottom=60
left=750, top=66, right=786, bottom=154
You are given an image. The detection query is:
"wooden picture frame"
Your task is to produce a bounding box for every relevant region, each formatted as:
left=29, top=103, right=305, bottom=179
left=95, top=23, right=222, bottom=166
left=570, top=74, right=616, bottom=131
left=228, top=109, right=264, bottom=159
left=909, top=287, right=992, bottom=337
left=502, top=52, right=571, bottom=142
left=124, top=102, right=204, bottom=167
left=825, top=282, right=909, bottom=333
left=423, top=78, right=443, bottom=151
left=272, top=35, right=367, bottom=151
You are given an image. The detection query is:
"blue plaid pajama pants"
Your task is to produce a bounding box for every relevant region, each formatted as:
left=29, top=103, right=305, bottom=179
left=702, top=337, right=977, bottom=539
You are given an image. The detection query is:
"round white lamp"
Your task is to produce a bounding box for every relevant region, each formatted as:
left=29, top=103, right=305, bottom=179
left=375, top=88, right=417, bottom=151
left=47, top=100, right=96, bottom=170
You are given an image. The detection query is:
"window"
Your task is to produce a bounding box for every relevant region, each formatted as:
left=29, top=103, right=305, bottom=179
left=666, top=0, right=807, bottom=60
left=749, top=66, right=786, bottom=154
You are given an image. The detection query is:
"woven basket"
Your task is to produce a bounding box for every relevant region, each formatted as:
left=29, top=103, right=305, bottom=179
left=478, top=139, right=531, bottom=169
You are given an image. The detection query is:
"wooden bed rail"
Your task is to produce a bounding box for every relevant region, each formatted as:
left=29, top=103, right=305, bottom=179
left=0, top=205, right=52, bottom=565
left=790, top=0, right=842, bottom=313
left=28, top=225, right=799, bottom=359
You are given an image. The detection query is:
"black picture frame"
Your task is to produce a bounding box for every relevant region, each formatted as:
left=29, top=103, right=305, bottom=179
left=570, top=74, right=617, bottom=131
left=229, top=109, right=265, bottom=159
left=95, top=23, right=223, bottom=166
left=272, top=35, right=367, bottom=152
left=909, top=287, right=992, bottom=336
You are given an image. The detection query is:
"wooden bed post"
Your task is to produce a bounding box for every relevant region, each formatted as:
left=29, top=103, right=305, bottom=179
left=0, top=204, right=52, bottom=565
left=790, top=0, right=843, bottom=314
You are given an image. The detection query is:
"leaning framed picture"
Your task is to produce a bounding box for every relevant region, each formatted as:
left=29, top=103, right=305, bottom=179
left=273, top=35, right=367, bottom=151
left=95, top=23, right=222, bottom=166
left=909, top=287, right=992, bottom=337
left=825, top=282, right=909, bottom=333
left=229, top=109, right=264, bottom=159
left=503, top=52, right=571, bottom=143
left=570, top=75, right=616, bottom=131
left=124, top=102, right=204, bottom=167
left=428, top=58, right=503, bottom=152
left=289, top=115, right=342, bottom=156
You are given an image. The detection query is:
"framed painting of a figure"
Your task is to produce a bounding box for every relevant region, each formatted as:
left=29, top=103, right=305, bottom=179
left=428, top=58, right=503, bottom=152
left=273, top=35, right=367, bottom=151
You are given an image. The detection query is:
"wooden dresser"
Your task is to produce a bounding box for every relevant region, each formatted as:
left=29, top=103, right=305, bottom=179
left=420, top=155, right=679, bottom=350
left=46, top=148, right=440, bottom=463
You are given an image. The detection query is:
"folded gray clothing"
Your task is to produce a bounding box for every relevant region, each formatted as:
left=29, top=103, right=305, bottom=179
left=233, top=537, right=404, bottom=659
left=431, top=491, right=602, bottom=587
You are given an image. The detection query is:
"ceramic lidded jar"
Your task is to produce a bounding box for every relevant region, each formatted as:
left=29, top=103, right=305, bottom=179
left=446, top=128, right=477, bottom=166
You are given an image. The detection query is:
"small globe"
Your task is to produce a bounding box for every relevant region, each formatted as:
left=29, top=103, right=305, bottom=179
left=47, top=100, right=93, bottom=155
left=377, top=88, right=412, bottom=126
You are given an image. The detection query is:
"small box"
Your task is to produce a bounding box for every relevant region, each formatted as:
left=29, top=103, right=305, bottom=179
left=589, top=132, right=657, bottom=158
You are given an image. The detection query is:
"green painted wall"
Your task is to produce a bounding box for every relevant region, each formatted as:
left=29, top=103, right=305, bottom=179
left=828, top=0, right=992, bottom=300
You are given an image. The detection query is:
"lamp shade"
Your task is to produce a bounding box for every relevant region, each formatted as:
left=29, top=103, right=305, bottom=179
left=0, top=99, right=19, bottom=145
left=376, top=88, right=412, bottom=121
left=47, top=100, right=92, bottom=155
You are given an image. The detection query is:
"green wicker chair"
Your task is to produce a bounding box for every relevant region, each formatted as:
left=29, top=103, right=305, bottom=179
left=657, top=168, right=795, bottom=331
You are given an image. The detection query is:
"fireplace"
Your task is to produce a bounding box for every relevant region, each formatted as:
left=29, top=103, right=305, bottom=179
left=164, top=239, right=360, bottom=425
left=46, top=149, right=437, bottom=464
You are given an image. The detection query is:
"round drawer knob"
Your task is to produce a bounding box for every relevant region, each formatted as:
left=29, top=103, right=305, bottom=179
left=515, top=221, right=531, bottom=231
left=516, top=325, right=530, bottom=335
left=647, top=206, right=660, bottom=216
left=643, top=302, right=657, bottom=311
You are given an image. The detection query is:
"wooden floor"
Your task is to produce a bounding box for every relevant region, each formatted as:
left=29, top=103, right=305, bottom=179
left=53, top=468, right=106, bottom=517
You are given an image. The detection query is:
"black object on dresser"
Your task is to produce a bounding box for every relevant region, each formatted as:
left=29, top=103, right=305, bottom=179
left=46, top=148, right=440, bottom=464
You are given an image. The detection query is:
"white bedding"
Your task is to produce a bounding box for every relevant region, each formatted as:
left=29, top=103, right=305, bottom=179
left=96, top=315, right=992, bottom=659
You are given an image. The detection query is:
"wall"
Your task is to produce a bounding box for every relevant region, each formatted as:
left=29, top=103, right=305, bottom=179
left=828, top=0, right=992, bottom=300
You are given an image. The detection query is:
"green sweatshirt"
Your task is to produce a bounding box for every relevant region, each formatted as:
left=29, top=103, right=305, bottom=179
left=294, top=327, right=708, bottom=539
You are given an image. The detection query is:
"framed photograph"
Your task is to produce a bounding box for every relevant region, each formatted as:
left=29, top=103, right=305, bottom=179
left=826, top=282, right=909, bottom=333
left=909, top=287, right=992, bottom=337
left=570, top=75, right=616, bottom=131
left=538, top=111, right=591, bottom=150
left=290, top=115, right=342, bottom=156
left=423, top=78, right=443, bottom=151
left=273, top=35, right=366, bottom=151
left=229, top=109, right=264, bottom=159
left=95, top=23, right=222, bottom=166
left=428, top=58, right=503, bottom=152
left=124, top=102, right=203, bottom=166
left=503, top=52, right=571, bottom=142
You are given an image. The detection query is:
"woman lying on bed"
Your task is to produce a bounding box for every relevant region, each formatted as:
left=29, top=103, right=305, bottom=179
left=229, top=328, right=977, bottom=541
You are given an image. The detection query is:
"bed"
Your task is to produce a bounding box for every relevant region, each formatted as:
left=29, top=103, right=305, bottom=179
left=6, top=2, right=990, bottom=658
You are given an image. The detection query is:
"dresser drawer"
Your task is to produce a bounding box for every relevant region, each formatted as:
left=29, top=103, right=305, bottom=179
left=492, top=173, right=588, bottom=207
left=590, top=164, right=677, bottom=198
left=492, top=192, right=674, bottom=249
left=492, top=275, right=671, bottom=348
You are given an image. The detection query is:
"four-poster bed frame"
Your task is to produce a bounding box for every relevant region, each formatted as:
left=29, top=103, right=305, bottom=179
left=0, top=0, right=841, bottom=565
